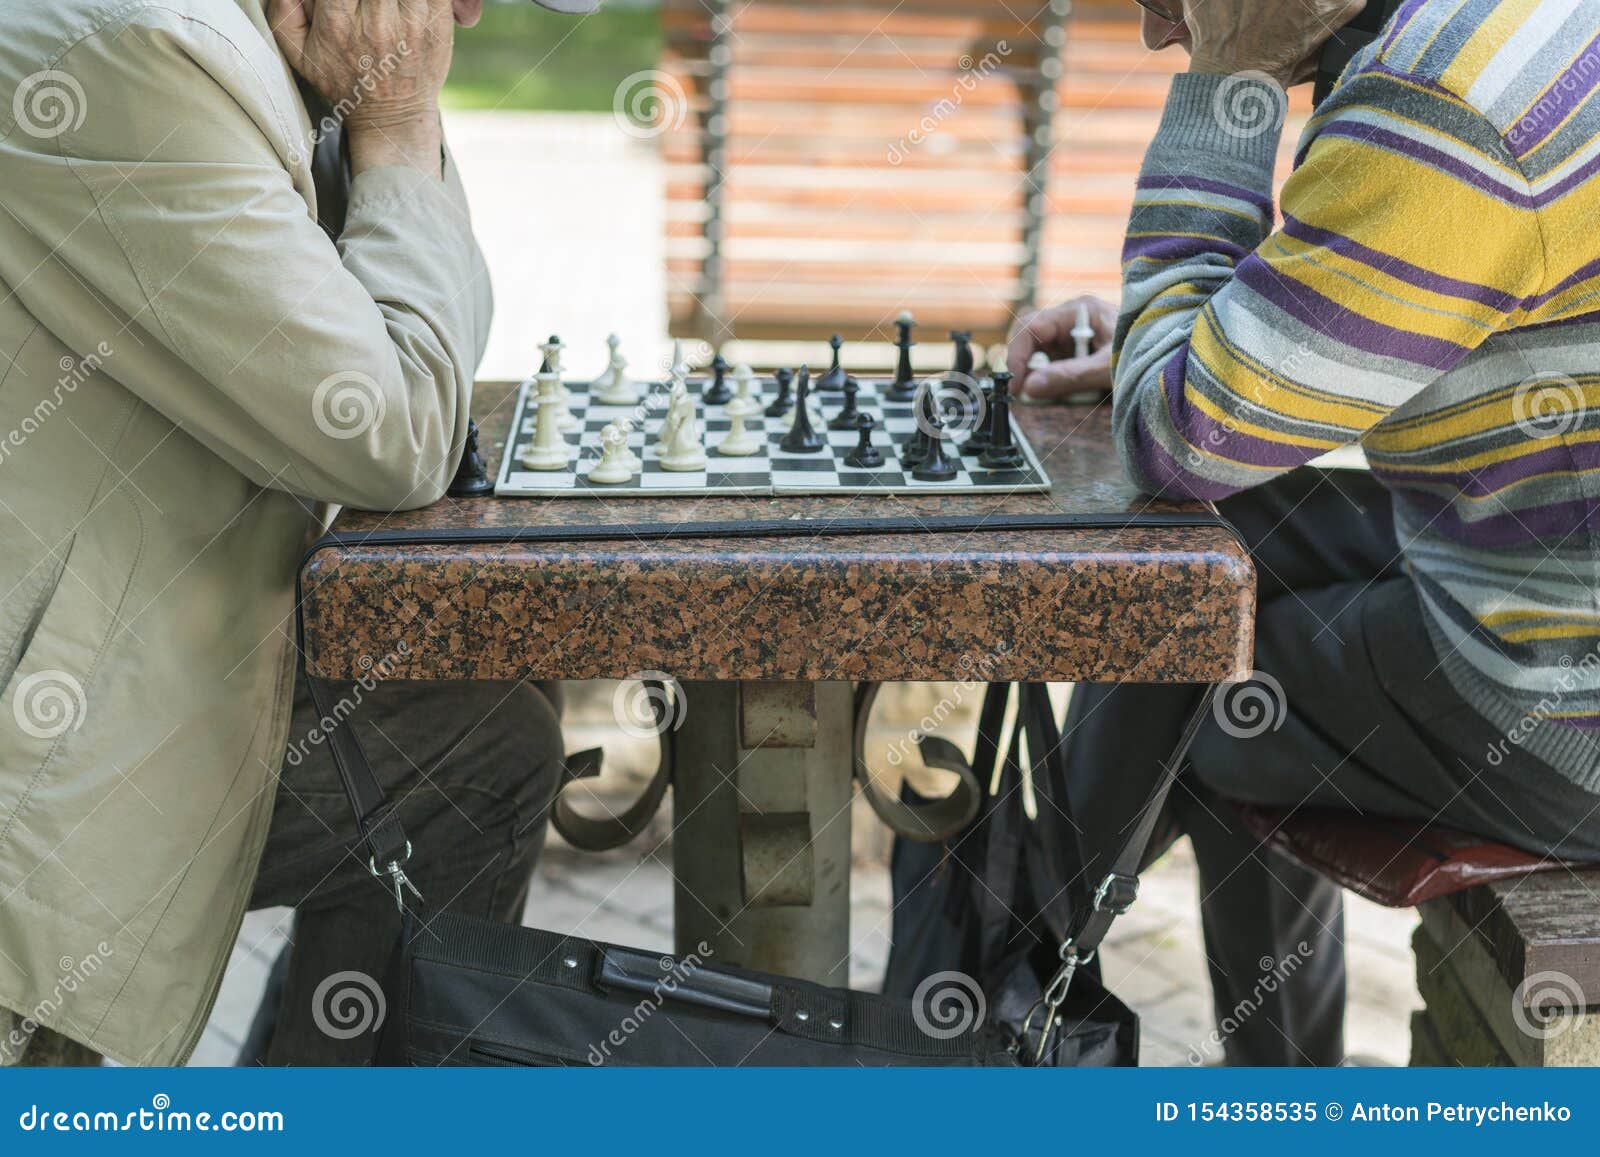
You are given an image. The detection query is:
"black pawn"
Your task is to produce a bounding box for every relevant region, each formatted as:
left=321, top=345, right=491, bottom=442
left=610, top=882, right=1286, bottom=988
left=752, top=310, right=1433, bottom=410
left=702, top=354, right=732, bottom=405
left=959, top=380, right=994, bottom=456
left=887, top=313, right=918, bottom=401
left=818, top=334, right=847, bottom=391
left=899, top=381, right=935, bottom=467
left=446, top=419, right=495, bottom=497
left=978, top=371, right=1025, bottom=470
left=764, top=367, right=794, bottom=418
left=828, top=376, right=862, bottom=430
left=912, top=407, right=959, bottom=482
left=845, top=413, right=884, bottom=468
left=780, top=366, right=825, bottom=453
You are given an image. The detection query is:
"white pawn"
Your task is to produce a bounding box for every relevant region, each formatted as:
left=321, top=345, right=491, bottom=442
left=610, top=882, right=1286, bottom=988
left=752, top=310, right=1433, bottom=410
left=614, top=415, right=643, bottom=472
left=588, top=421, right=636, bottom=484
left=1071, top=302, right=1095, bottom=360
left=518, top=375, right=573, bottom=471
left=660, top=384, right=707, bottom=471
left=717, top=365, right=761, bottom=457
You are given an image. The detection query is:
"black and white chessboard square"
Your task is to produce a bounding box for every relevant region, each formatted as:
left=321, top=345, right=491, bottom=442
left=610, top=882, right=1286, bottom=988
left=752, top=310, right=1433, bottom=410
left=495, top=377, right=1050, bottom=498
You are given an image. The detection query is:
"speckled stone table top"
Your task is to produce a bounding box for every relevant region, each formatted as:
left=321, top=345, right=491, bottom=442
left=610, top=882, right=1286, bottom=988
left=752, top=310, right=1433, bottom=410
left=302, top=382, right=1254, bottom=683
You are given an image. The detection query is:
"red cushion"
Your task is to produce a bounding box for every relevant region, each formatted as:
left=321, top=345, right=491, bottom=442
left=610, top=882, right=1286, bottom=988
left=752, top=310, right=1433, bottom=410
left=1238, top=807, right=1571, bottom=908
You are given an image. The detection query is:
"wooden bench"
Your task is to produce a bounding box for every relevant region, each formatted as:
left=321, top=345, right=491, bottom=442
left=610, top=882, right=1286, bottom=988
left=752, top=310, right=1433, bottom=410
left=656, top=0, right=1310, bottom=346
left=1242, top=808, right=1600, bottom=1066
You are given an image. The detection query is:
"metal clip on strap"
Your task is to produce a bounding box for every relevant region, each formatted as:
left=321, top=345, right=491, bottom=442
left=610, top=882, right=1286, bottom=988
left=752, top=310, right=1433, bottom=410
left=369, top=840, right=424, bottom=913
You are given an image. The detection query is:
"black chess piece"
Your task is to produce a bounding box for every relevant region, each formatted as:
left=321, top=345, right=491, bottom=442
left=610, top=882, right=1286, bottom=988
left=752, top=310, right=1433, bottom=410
left=912, top=406, right=959, bottom=482
left=446, top=419, right=495, bottom=497
left=818, top=333, right=847, bottom=391
left=828, top=376, right=862, bottom=430
left=703, top=353, right=732, bottom=405
left=780, top=366, right=825, bottom=453
left=845, top=413, right=884, bottom=469
left=887, top=312, right=918, bottom=401
left=978, top=371, right=1025, bottom=470
left=539, top=334, right=562, bottom=374
left=948, top=330, right=974, bottom=382
left=764, top=367, right=794, bottom=417
left=959, top=380, right=994, bottom=456
left=899, top=380, right=936, bottom=467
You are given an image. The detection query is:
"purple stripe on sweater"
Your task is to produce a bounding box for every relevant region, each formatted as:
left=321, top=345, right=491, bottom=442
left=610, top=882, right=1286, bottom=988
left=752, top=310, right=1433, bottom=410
left=1122, top=234, right=1250, bottom=265
left=1281, top=216, right=1518, bottom=310
left=1505, top=30, right=1600, bottom=159
left=1135, top=174, right=1274, bottom=213
left=1281, top=215, right=1520, bottom=311
left=1526, top=253, right=1600, bottom=310
left=1234, top=257, right=1472, bottom=369
left=1398, top=491, right=1600, bottom=548
left=1314, top=122, right=1537, bottom=208
left=1372, top=440, right=1586, bottom=497
left=1152, top=348, right=1324, bottom=471
left=1128, top=425, right=1241, bottom=502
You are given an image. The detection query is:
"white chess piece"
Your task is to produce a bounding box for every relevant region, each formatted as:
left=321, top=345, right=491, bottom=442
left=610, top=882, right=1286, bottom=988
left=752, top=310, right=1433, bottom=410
left=518, top=376, right=573, bottom=471
left=540, top=335, right=572, bottom=404
left=717, top=364, right=761, bottom=456
left=593, top=350, right=638, bottom=406
left=660, top=385, right=707, bottom=471
left=614, top=415, right=643, bottom=472
left=587, top=421, right=636, bottom=484
left=593, top=334, right=622, bottom=388
left=1028, top=350, right=1050, bottom=374
left=1071, top=302, right=1095, bottom=360
left=655, top=381, right=688, bottom=458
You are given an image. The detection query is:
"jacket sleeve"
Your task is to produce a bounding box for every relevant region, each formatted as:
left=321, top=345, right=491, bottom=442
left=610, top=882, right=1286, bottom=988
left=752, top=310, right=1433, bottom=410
left=5, top=5, right=493, bottom=510
left=1111, top=70, right=1542, bottom=501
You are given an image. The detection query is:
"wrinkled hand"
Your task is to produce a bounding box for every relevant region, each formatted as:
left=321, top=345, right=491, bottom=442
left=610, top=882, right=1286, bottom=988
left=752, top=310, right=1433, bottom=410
left=1183, top=0, right=1365, bottom=86
left=269, top=0, right=457, bottom=174
left=1006, top=295, right=1117, bottom=402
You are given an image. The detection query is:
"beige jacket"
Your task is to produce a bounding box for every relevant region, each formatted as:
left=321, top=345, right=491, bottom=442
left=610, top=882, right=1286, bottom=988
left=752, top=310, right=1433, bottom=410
left=0, top=0, right=491, bottom=1063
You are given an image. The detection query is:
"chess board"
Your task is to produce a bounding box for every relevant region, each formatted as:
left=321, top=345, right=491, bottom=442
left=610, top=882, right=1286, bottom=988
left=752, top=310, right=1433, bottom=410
left=493, top=376, right=1052, bottom=498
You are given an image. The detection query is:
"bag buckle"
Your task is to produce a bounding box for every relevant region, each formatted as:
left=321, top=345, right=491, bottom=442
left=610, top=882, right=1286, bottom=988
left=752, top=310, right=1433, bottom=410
left=369, top=840, right=424, bottom=913
left=1092, top=871, right=1139, bottom=915
left=1021, top=940, right=1095, bottom=1065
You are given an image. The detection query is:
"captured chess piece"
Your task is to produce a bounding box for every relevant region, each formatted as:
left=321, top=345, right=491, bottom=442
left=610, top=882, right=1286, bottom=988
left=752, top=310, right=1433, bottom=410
left=1071, top=301, right=1096, bottom=360
left=817, top=333, right=847, bottom=392
left=978, top=371, right=1025, bottom=470
left=765, top=367, right=794, bottom=417
left=887, top=310, right=918, bottom=401
left=912, top=404, right=959, bottom=482
left=446, top=419, right=495, bottom=497
left=828, top=376, right=862, bottom=431
left=717, top=364, right=762, bottom=457
left=779, top=366, right=825, bottom=453
left=845, top=412, right=884, bottom=469
left=703, top=353, right=732, bottom=406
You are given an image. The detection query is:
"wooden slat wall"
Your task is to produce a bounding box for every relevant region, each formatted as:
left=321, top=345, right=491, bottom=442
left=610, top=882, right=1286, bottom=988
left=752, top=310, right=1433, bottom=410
left=661, top=0, right=1309, bottom=344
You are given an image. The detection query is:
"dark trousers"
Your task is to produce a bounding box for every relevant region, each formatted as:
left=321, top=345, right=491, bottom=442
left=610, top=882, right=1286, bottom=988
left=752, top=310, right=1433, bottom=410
left=245, top=678, right=564, bottom=1065
left=1064, top=468, right=1600, bottom=1066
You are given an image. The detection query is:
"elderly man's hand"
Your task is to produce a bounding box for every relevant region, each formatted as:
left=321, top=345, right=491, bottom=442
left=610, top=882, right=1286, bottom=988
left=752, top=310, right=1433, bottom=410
left=269, top=0, right=459, bottom=175
left=1183, top=0, right=1365, bottom=86
left=1006, top=294, right=1117, bottom=402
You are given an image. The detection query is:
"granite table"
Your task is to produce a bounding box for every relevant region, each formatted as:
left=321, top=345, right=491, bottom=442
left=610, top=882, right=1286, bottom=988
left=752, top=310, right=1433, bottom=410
left=300, top=382, right=1256, bottom=984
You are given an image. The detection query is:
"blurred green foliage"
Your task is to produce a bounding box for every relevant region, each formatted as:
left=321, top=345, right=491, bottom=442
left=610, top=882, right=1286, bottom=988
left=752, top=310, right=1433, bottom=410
left=444, top=4, right=663, bottom=112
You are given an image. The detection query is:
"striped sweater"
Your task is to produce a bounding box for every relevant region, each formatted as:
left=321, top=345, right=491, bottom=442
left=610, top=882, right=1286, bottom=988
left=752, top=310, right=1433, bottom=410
left=1114, top=0, right=1600, bottom=787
